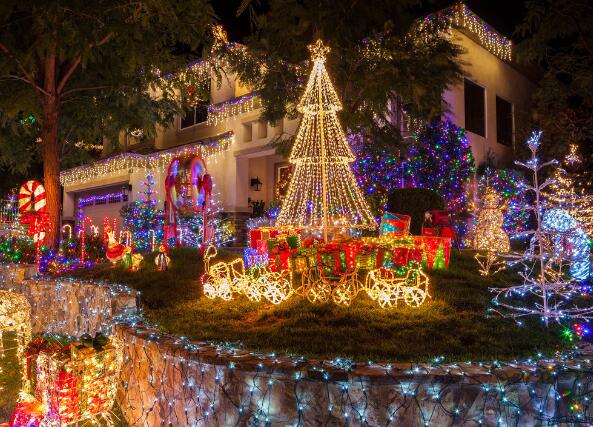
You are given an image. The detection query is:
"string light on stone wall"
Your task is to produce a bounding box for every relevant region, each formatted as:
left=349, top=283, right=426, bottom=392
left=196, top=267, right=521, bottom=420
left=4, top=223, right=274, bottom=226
left=417, top=4, right=512, bottom=61
left=0, top=290, right=32, bottom=392
left=207, top=93, right=260, bottom=126
left=60, top=132, right=234, bottom=186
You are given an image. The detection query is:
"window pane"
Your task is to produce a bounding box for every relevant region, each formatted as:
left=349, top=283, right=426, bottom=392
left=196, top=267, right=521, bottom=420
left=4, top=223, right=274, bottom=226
left=180, top=107, right=195, bottom=129
left=496, top=96, right=513, bottom=146
left=195, top=102, right=208, bottom=124
left=464, top=79, right=485, bottom=137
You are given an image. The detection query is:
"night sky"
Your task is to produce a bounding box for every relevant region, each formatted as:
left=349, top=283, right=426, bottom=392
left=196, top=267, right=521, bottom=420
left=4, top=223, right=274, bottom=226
left=213, top=0, right=530, bottom=43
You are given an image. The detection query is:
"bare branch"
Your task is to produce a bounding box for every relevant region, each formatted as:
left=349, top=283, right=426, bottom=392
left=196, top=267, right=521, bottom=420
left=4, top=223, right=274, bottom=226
left=0, top=42, right=48, bottom=95
left=56, top=32, right=113, bottom=94
left=61, top=85, right=110, bottom=97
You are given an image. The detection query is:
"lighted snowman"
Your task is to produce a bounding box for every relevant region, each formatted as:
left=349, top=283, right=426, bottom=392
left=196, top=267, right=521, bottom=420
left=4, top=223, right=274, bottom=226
left=473, top=187, right=510, bottom=275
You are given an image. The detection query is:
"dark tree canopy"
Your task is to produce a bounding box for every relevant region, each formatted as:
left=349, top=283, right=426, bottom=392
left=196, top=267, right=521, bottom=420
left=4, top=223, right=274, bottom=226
left=516, top=0, right=593, bottom=185
left=0, top=0, right=215, bottom=246
left=221, top=0, right=464, bottom=154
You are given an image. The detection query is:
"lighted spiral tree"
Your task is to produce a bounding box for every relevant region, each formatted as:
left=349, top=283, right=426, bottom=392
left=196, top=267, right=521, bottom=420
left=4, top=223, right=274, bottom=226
left=275, top=40, right=376, bottom=240
left=491, top=131, right=593, bottom=326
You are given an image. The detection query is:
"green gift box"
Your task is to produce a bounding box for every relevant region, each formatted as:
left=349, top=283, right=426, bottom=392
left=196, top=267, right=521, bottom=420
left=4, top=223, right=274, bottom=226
left=291, top=256, right=309, bottom=273
left=267, top=238, right=278, bottom=253
left=286, top=234, right=300, bottom=249
left=355, top=253, right=376, bottom=270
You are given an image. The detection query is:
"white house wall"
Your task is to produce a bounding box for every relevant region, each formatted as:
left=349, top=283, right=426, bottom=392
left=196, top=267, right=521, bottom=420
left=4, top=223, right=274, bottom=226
left=442, top=30, right=537, bottom=166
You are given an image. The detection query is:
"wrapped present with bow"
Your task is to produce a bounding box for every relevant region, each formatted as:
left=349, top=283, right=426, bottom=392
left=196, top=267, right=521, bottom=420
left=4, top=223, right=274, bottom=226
left=31, top=333, right=123, bottom=425
left=380, top=212, right=411, bottom=237
left=8, top=398, right=46, bottom=427
left=317, top=247, right=348, bottom=276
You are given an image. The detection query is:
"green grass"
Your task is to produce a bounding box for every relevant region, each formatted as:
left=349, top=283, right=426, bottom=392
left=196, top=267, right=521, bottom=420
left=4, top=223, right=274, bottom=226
left=62, top=247, right=568, bottom=363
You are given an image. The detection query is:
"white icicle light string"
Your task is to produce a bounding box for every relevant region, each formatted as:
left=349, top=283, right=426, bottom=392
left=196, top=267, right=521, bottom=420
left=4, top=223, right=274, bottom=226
left=60, top=132, right=234, bottom=186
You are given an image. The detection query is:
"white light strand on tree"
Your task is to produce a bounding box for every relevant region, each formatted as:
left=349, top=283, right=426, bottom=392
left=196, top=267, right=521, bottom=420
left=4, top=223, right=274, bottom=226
left=490, top=131, right=593, bottom=326
left=275, top=40, right=376, bottom=240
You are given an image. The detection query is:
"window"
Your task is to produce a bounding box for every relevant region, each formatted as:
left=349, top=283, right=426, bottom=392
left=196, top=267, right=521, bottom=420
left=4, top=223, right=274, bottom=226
left=464, top=79, right=485, bottom=137
left=180, top=102, right=208, bottom=129
left=256, top=120, right=268, bottom=139
left=242, top=122, right=253, bottom=142
left=496, top=96, right=513, bottom=146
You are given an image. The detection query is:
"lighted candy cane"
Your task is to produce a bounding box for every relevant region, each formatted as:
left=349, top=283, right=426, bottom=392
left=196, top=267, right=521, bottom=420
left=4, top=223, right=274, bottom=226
left=120, top=230, right=131, bottom=247
left=80, top=216, right=93, bottom=263
left=148, top=229, right=156, bottom=252
left=18, top=180, right=46, bottom=214
left=31, top=215, right=49, bottom=266
left=62, top=224, right=72, bottom=240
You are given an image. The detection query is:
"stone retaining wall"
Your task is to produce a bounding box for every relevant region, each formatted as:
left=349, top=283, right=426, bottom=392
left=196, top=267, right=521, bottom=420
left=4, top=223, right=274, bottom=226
left=115, top=321, right=593, bottom=426
left=0, top=264, right=137, bottom=336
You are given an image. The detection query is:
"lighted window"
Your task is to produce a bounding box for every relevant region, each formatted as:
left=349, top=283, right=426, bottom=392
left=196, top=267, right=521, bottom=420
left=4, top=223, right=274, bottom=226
left=464, top=79, right=485, bottom=137
left=180, top=102, right=208, bottom=129
left=496, top=96, right=513, bottom=146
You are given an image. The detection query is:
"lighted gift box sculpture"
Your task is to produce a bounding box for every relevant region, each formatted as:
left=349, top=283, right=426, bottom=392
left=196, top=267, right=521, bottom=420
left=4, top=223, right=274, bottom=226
left=0, top=290, right=32, bottom=394
left=10, top=333, right=123, bottom=426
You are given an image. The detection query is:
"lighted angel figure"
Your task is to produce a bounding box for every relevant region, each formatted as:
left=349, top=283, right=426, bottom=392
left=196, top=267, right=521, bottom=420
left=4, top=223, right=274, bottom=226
left=473, top=187, right=510, bottom=275
left=105, top=225, right=126, bottom=264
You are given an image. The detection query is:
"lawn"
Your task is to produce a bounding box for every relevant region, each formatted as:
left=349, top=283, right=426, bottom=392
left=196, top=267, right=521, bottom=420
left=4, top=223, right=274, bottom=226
left=62, top=247, right=568, bottom=363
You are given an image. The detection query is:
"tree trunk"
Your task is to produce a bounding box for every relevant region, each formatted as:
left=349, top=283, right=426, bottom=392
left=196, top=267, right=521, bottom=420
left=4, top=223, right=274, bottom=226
left=41, top=47, right=61, bottom=251
left=41, top=98, right=61, bottom=251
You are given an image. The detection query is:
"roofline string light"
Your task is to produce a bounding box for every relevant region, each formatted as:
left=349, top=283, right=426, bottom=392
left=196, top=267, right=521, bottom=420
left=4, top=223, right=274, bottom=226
left=60, top=132, right=234, bottom=186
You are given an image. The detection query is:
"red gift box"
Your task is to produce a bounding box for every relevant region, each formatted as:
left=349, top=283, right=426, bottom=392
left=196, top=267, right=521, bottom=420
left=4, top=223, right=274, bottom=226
left=421, top=227, right=438, bottom=237
left=270, top=249, right=293, bottom=272
left=256, top=239, right=269, bottom=255
left=392, top=247, right=423, bottom=267
left=249, top=229, right=262, bottom=249
left=439, top=226, right=456, bottom=240
left=430, top=210, right=451, bottom=226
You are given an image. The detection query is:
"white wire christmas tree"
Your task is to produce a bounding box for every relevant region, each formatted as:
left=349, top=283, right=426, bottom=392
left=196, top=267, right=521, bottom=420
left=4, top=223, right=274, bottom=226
left=491, top=131, right=593, bottom=326
left=275, top=40, right=376, bottom=241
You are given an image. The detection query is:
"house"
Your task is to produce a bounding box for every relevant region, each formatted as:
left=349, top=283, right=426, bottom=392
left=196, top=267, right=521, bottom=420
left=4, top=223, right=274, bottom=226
left=60, top=5, right=537, bottom=244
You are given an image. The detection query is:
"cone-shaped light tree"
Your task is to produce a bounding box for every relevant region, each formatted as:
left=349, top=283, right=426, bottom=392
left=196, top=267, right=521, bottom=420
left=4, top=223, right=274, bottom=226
left=275, top=40, right=376, bottom=241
